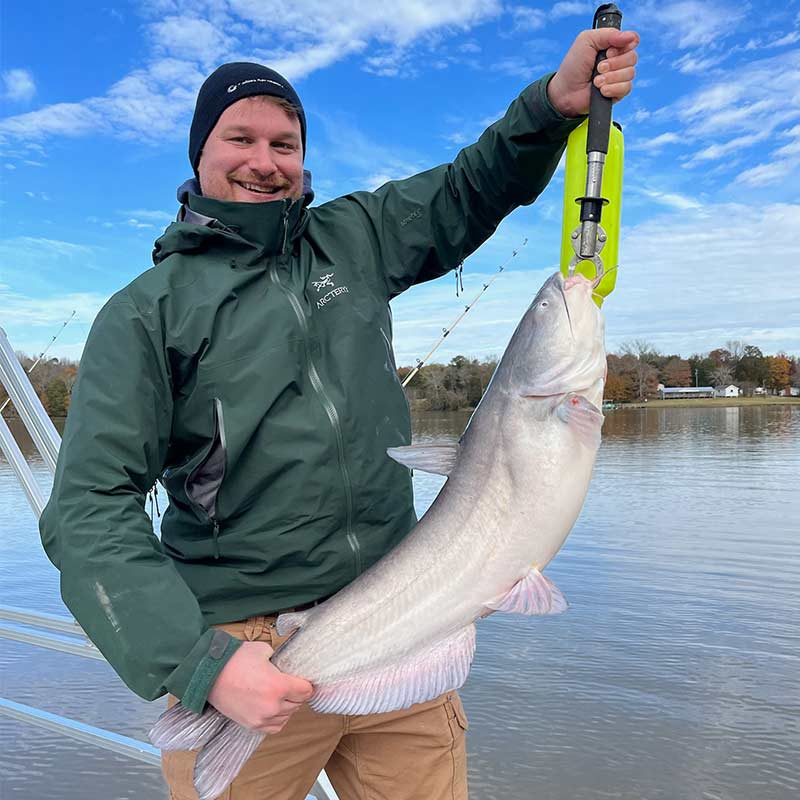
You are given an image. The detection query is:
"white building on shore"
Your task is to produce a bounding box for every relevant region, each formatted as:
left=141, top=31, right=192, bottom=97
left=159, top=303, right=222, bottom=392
left=658, top=385, right=715, bottom=399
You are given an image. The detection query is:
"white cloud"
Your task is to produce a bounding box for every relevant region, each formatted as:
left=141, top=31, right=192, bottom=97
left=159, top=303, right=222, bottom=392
left=510, top=6, right=547, bottom=31
left=636, top=189, right=703, bottom=211
left=0, top=1, right=504, bottom=145
left=1, top=236, right=94, bottom=260
left=685, top=130, right=773, bottom=165
left=149, top=16, right=233, bottom=65
left=675, top=53, right=725, bottom=75
left=0, top=285, right=106, bottom=329
left=737, top=158, right=800, bottom=188
left=634, top=1, right=745, bottom=50
left=0, top=102, right=106, bottom=141
left=120, top=208, right=174, bottom=224
left=392, top=202, right=800, bottom=363
left=627, top=132, right=681, bottom=153
left=2, top=68, right=36, bottom=103
left=550, top=2, right=593, bottom=20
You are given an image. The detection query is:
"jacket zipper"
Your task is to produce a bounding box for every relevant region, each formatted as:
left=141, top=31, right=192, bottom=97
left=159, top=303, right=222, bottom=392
left=184, top=397, right=228, bottom=560
left=269, top=237, right=361, bottom=577
left=211, top=398, right=227, bottom=559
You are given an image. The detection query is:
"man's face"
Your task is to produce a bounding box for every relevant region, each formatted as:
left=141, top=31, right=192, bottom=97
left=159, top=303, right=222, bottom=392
left=197, top=97, right=304, bottom=203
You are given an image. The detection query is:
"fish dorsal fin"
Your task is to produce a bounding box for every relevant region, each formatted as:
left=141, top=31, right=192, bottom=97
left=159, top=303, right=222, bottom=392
left=555, top=392, right=604, bottom=450
left=275, top=608, right=313, bottom=637
left=483, top=567, right=568, bottom=616
left=309, top=624, right=476, bottom=716
left=386, top=443, right=459, bottom=475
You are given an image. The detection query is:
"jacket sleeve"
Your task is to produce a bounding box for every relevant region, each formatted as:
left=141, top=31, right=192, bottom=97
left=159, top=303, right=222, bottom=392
left=341, top=74, right=585, bottom=298
left=39, top=296, right=240, bottom=712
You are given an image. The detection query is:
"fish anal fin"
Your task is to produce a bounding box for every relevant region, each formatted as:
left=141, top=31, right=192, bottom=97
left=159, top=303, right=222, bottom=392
left=310, top=624, right=476, bottom=716
left=555, top=392, right=604, bottom=450
left=387, top=443, right=459, bottom=476
left=483, top=567, right=568, bottom=616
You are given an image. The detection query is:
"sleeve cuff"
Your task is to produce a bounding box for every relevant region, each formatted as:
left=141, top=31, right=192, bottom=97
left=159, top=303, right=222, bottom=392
left=166, top=629, right=242, bottom=713
left=523, top=73, right=587, bottom=138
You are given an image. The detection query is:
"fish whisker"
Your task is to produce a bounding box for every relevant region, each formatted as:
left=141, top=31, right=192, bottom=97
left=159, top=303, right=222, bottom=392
left=556, top=279, right=574, bottom=339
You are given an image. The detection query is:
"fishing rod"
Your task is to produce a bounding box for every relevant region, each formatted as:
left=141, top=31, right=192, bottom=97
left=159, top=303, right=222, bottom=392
left=401, top=239, right=527, bottom=388
left=0, top=311, right=76, bottom=415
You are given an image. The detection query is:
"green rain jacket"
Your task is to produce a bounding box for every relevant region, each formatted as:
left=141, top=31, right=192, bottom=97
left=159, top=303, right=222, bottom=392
left=39, top=76, right=583, bottom=712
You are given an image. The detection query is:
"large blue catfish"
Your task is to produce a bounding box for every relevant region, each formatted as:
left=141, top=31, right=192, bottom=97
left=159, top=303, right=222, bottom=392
left=151, top=270, right=607, bottom=799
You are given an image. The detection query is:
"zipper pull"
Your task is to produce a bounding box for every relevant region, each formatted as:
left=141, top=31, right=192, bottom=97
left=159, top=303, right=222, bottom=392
left=212, top=520, right=220, bottom=560
left=281, top=200, right=291, bottom=255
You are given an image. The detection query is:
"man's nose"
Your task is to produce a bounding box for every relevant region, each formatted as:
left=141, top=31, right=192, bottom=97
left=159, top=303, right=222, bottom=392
left=247, top=142, right=278, bottom=176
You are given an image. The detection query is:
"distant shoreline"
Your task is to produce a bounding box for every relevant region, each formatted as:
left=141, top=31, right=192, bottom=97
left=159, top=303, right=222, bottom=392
left=1, top=396, right=798, bottom=423
left=610, top=397, right=800, bottom=410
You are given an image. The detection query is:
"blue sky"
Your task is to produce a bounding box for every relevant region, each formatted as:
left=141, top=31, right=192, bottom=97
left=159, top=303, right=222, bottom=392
left=1, top=0, right=799, bottom=366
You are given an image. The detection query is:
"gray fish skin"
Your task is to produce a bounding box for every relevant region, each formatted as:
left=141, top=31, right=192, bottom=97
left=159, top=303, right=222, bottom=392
left=149, top=270, right=606, bottom=799
left=273, top=270, right=605, bottom=685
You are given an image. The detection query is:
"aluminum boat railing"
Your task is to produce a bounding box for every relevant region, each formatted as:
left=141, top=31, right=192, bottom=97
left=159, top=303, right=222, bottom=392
left=0, top=325, right=338, bottom=800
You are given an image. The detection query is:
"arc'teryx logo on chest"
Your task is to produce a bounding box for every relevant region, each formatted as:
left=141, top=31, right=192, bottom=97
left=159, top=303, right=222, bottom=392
left=312, top=272, right=350, bottom=309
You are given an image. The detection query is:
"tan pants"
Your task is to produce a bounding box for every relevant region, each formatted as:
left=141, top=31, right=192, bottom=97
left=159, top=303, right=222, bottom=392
left=161, top=614, right=469, bottom=800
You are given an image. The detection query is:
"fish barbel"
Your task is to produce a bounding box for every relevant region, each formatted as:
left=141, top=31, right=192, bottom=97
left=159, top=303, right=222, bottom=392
left=150, top=270, right=606, bottom=799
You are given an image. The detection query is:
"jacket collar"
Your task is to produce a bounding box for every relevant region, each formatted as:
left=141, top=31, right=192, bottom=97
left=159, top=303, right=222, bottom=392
left=174, top=173, right=313, bottom=258
left=184, top=192, right=306, bottom=257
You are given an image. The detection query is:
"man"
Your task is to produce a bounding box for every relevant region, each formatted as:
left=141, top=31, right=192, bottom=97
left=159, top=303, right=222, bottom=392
left=40, top=26, right=639, bottom=800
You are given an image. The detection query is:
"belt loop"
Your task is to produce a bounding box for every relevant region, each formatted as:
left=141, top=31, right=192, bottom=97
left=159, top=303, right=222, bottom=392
left=243, top=616, right=257, bottom=641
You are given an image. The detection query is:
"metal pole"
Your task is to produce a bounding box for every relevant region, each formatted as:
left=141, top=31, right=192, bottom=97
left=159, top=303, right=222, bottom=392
left=0, top=697, right=162, bottom=766
left=0, top=605, right=87, bottom=636
left=0, top=327, right=61, bottom=474
left=0, top=413, right=46, bottom=517
left=0, top=625, right=104, bottom=661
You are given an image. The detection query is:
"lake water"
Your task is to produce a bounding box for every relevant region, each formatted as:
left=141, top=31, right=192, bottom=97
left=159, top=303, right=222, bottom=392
left=1, top=405, right=798, bottom=800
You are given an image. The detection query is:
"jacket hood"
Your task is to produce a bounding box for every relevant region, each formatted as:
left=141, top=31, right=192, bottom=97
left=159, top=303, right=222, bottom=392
left=152, top=172, right=313, bottom=265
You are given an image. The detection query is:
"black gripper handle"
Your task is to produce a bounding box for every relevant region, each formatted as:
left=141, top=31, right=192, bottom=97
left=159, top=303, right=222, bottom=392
left=587, top=4, right=623, bottom=155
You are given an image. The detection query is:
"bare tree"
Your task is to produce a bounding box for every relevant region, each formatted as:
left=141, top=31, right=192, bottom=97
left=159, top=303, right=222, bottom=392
left=725, top=340, right=745, bottom=363
left=621, top=339, right=658, bottom=401
left=710, top=364, right=734, bottom=389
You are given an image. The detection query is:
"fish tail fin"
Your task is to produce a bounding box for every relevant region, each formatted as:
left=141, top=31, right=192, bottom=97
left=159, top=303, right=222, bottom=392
left=194, top=719, right=265, bottom=800
left=149, top=702, right=227, bottom=751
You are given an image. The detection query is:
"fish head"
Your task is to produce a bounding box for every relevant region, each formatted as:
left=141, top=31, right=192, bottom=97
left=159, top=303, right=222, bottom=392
left=504, top=271, right=606, bottom=403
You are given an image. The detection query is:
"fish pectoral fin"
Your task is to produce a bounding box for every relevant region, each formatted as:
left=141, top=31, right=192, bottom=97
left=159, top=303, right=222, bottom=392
left=483, top=568, right=568, bottom=616
left=275, top=609, right=313, bottom=637
left=386, top=443, right=459, bottom=475
left=309, top=624, right=476, bottom=716
left=149, top=702, right=227, bottom=751
left=555, top=392, right=604, bottom=450
left=194, top=721, right=264, bottom=800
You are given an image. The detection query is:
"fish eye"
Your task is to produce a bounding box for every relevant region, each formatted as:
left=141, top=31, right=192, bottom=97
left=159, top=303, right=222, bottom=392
left=539, top=300, right=549, bottom=308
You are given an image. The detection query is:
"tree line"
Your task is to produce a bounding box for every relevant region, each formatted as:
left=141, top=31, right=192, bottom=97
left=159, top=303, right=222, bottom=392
left=1, top=341, right=798, bottom=418
left=603, top=340, right=799, bottom=403
left=400, top=340, right=799, bottom=409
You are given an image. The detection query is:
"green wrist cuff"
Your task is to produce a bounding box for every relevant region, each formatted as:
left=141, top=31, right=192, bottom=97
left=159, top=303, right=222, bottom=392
left=180, top=630, right=242, bottom=713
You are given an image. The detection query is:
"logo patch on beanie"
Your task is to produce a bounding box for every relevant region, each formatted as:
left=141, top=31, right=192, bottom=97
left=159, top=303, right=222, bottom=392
left=227, top=77, right=286, bottom=94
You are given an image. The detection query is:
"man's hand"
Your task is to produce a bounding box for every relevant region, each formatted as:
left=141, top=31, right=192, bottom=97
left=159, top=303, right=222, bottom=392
left=207, top=641, right=314, bottom=734
left=547, top=29, right=640, bottom=118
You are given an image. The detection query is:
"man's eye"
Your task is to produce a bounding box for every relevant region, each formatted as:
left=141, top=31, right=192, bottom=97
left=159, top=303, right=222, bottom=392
left=275, top=142, right=294, bottom=151
left=230, top=136, right=251, bottom=144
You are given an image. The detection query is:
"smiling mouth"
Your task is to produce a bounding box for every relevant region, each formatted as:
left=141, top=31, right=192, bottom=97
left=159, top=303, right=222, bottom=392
left=235, top=180, right=287, bottom=196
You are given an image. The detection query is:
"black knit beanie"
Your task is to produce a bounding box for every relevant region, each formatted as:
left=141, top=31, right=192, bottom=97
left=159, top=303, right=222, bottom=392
left=189, top=63, right=307, bottom=174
